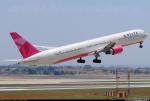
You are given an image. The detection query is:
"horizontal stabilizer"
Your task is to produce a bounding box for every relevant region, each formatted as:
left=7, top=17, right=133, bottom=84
left=34, top=45, right=56, bottom=50
left=3, top=59, right=21, bottom=62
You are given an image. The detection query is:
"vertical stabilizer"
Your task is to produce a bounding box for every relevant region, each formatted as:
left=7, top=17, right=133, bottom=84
left=10, top=32, right=40, bottom=58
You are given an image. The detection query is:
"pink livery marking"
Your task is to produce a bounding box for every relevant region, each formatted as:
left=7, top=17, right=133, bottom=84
left=112, top=45, right=123, bottom=55
left=10, top=32, right=40, bottom=59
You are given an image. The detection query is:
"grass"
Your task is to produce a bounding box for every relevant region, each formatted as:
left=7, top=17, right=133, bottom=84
left=0, top=88, right=150, bottom=99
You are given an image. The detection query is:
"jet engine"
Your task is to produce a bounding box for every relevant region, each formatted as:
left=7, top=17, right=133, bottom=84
left=105, top=45, right=123, bottom=55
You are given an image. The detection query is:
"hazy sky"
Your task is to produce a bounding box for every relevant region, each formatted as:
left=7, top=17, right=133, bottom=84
left=0, top=0, right=150, bottom=66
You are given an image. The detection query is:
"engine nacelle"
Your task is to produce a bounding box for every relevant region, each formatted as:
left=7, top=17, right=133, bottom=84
left=105, top=45, right=123, bottom=55
left=111, top=45, right=123, bottom=55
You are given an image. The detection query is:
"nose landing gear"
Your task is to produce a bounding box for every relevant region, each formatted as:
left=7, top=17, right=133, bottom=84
left=139, top=41, right=143, bottom=48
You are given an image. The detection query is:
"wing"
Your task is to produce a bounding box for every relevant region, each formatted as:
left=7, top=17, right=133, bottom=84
left=94, top=42, right=116, bottom=54
left=101, top=42, right=116, bottom=52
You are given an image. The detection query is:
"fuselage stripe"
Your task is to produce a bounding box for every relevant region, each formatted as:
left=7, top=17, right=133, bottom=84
left=53, top=52, right=93, bottom=64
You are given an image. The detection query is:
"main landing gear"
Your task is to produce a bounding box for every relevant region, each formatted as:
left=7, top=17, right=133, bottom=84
left=93, top=52, right=101, bottom=63
left=139, top=41, right=143, bottom=48
left=77, top=57, right=85, bottom=63
left=77, top=52, right=102, bottom=64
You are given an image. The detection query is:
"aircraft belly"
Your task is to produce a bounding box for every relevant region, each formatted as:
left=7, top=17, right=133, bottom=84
left=52, top=45, right=106, bottom=64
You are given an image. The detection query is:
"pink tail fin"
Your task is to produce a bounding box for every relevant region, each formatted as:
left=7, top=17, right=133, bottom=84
left=10, top=32, right=40, bottom=59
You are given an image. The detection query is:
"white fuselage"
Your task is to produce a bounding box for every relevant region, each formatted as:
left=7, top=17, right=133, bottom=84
left=20, top=29, right=148, bottom=65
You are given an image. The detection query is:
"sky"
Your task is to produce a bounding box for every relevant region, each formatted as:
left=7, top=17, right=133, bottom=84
left=0, top=0, right=150, bottom=66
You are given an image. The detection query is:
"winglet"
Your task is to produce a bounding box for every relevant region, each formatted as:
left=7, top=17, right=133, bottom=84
left=10, top=32, right=40, bottom=59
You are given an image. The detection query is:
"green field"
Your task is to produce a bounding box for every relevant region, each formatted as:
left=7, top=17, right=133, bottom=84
left=0, top=88, right=150, bottom=99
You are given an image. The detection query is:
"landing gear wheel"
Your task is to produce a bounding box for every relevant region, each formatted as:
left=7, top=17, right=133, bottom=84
left=96, top=59, right=101, bottom=63
left=77, top=58, right=85, bottom=63
left=139, top=42, right=143, bottom=48
left=81, top=59, right=85, bottom=63
left=93, top=59, right=101, bottom=63
left=93, top=52, right=101, bottom=63
left=139, top=45, right=143, bottom=48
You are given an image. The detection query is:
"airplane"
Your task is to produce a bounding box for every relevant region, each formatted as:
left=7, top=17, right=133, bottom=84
left=9, top=29, right=148, bottom=65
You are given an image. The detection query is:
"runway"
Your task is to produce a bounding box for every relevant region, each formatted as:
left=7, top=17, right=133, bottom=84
left=0, top=84, right=150, bottom=91
left=0, top=78, right=150, bottom=91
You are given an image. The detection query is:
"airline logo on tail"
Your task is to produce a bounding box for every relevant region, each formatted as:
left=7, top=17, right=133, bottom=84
left=10, top=32, right=40, bottom=59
